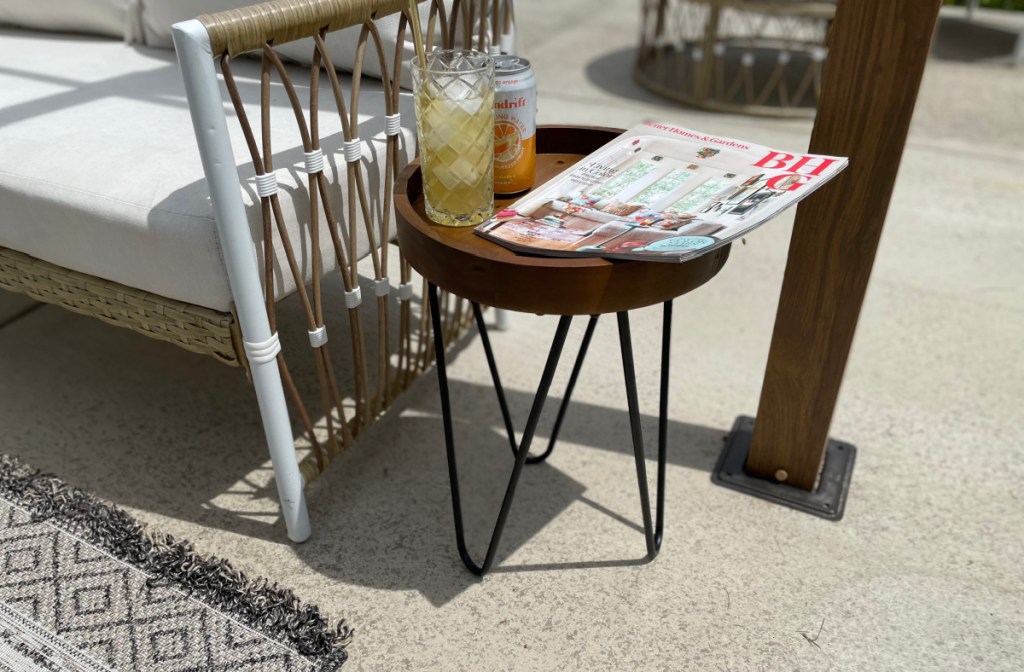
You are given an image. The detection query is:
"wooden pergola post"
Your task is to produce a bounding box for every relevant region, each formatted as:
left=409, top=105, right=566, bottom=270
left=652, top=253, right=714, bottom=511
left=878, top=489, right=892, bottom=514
left=716, top=0, right=943, bottom=516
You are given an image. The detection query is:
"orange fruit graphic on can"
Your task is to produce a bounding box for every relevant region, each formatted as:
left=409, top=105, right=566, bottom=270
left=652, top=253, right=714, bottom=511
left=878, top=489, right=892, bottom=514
left=494, top=56, right=536, bottom=195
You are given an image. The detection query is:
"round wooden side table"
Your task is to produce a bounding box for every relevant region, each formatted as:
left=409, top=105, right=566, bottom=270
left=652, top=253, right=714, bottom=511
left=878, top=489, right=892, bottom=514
left=396, top=126, right=730, bottom=575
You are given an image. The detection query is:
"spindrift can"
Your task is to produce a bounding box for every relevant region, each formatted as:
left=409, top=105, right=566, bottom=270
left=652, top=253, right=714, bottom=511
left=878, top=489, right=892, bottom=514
left=493, top=55, right=537, bottom=195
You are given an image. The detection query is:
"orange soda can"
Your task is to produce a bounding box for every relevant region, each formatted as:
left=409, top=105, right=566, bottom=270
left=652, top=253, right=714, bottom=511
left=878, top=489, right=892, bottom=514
left=493, top=56, right=537, bottom=195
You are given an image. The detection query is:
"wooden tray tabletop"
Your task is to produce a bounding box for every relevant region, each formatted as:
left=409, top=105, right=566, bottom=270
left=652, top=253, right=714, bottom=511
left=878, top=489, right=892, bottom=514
left=396, top=126, right=730, bottom=315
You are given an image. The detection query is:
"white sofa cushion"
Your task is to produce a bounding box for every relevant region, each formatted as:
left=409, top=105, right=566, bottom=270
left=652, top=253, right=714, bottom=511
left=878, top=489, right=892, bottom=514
left=0, top=28, right=415, bottom=312
left=0, top=0, right=133, bottom=38
left=139, top=0, right=447, bottom=87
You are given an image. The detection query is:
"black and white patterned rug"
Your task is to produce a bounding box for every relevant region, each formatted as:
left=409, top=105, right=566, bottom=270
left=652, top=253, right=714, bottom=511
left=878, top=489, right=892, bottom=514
left=0, top=454, right=351, bottom=671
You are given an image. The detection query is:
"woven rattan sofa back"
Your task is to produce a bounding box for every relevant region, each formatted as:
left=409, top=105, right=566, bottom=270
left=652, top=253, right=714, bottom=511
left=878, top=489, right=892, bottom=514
left=171, top=0, right=509, bottom=507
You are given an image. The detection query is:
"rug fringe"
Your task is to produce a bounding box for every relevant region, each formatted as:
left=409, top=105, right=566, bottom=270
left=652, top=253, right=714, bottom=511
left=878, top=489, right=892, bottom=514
left=0, top=454, right=352, bottom=670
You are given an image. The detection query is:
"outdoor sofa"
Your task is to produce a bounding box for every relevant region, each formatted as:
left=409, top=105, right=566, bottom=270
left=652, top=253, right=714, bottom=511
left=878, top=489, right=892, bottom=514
left=0, top=0, right=514, bottom=541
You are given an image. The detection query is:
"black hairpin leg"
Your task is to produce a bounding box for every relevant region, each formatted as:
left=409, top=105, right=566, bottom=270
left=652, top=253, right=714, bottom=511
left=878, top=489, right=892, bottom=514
left=431, top=284, right=571, bottom=575
left=472, top=303, right=599, bottom=465
left=432, top=284, right=672, bottom=574
left=471, top=302, right=518, bottom=458
left=616, top=302, right=672, bottom=558
left=528, top=313, right=599, bottom=464
left=656, top=300, right=672, bottom=548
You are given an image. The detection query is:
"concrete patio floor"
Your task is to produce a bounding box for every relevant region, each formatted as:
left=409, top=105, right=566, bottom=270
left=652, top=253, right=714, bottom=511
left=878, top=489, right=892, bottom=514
left=1, top=2, right=1022, bottom=670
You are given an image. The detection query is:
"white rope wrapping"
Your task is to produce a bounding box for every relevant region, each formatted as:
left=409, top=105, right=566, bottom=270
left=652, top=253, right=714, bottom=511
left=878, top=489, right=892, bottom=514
left=691, top=46, right=704, bottom=62
left=777, top=50, right=791, bottom=65
left=308, top=325, right=328, bottom=348
left=373, top=277, right=390, bottom=297
left=384, top=113, right=402, bottom=136
left=255, top=172, right=278, bottom=198
left=811, top=47, right=828, bottom=62
left=344, top=287, right=362, bottom=309
left=741, top=52, right=755, bottom=67
left=303, top=148, right=324, bottom=173
left=398, top=282, right=414, bottom=302
left=713, top=42, right=726, bottom=57
left=344, top=139, right=362, bottom=163
left=244, top=332, right=281, bottom=365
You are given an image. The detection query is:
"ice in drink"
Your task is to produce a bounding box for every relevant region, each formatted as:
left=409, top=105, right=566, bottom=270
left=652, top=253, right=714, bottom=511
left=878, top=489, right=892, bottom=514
left=412, top=50, right=495, bottom=227
left=417, top=88, right=495, bottom=226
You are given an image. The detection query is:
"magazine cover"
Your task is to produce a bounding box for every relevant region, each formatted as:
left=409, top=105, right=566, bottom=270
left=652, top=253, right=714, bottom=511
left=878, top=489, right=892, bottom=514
left=475, top=122, right=848, bottom=262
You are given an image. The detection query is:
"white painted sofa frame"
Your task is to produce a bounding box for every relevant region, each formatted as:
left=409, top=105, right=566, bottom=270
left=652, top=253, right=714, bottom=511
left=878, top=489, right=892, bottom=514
left=175, top=18, right=310, bottom=540
left=167, top=0, right=514, bottom=542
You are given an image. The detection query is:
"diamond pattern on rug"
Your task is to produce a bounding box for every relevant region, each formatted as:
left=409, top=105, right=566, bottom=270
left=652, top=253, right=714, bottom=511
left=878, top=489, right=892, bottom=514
left=0, top=501, right=315, bottom=671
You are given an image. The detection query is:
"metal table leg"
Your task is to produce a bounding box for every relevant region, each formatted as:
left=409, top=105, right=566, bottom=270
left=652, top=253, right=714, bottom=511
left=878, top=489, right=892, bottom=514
left=430, top=283, right=671, bottom=574
left=472, top=302, right=599, bottom=465
left=617, top=304, right=671, bottom=557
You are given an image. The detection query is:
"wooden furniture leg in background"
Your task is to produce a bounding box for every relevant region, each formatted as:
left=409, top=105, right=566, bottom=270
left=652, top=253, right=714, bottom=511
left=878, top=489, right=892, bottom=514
left=713, top=0, right=943, bottom=519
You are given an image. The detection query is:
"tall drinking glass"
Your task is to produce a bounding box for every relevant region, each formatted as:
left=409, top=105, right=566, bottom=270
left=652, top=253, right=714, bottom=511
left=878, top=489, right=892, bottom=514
left=412, top=50, right=494, bottom=227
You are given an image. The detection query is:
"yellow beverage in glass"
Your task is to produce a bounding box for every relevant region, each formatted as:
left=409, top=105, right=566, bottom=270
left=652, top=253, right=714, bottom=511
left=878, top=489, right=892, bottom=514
left=413, top=51, right=494, bottom=227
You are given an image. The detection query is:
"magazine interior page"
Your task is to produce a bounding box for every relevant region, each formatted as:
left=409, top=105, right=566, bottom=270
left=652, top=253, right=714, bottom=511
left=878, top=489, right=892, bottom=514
left=476, top=122, right=847, bottom=261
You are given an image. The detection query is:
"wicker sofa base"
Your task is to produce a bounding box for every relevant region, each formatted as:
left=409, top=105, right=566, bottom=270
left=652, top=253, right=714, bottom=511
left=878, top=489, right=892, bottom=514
left=0, top=247, right=244, bottom=367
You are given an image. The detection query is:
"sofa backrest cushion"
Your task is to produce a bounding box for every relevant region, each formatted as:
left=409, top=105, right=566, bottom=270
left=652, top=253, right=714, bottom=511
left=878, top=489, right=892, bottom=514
left=140, top=0, right=450, bottom=87
left=0, top=0, right=132, bottom=38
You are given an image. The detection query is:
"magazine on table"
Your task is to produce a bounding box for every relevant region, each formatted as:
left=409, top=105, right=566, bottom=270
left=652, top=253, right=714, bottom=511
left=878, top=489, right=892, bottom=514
left=475, top=121, right=848, bottom=262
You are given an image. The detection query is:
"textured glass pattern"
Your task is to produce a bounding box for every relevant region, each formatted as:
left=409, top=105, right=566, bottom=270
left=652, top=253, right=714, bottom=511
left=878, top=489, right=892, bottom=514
left=413, top=51, right=495, bottom=227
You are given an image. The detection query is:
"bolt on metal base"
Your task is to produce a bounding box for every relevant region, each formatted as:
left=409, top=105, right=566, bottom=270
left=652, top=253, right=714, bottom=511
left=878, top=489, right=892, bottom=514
left=712, top=416, right=856, bottom=521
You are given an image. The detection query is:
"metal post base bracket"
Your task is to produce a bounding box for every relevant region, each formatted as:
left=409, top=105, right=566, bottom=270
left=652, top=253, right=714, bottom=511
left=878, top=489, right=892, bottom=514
left=712, top=416, right=856, bottom=521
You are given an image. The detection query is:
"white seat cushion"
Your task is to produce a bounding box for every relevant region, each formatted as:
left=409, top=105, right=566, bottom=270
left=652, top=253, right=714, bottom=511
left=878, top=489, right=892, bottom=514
left=0, top=28, right=415, bottom=312
left=0, top=0, right=132, bottom=39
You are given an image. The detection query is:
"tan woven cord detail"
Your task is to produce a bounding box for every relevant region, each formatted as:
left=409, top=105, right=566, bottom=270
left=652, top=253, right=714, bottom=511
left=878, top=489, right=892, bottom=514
left=199, top=0, right=418, bottom=56
left=213, top=1, right=483, bottom=483
left=0, top=247, right=243, bottom=366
